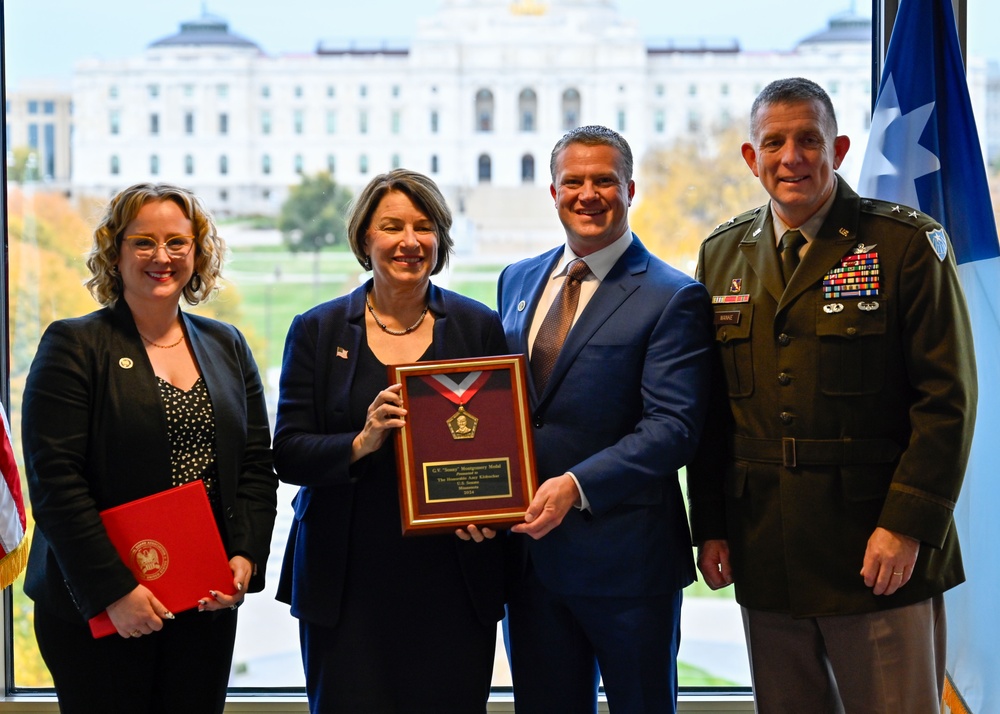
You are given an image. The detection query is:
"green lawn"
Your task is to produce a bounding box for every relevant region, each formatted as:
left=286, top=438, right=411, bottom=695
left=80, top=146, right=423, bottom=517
left=222, top=245, right=508, bottom=371
left=216, top=246, right=356, bottom=369
left=678, top=660, right=740, bottom=687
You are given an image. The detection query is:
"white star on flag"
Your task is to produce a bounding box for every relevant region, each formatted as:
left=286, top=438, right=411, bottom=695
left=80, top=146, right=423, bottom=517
left=857, top=75, right=941, bottom=208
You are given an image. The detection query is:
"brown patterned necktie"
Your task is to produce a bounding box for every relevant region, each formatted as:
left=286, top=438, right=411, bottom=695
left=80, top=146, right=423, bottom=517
left=531, top=258, right=591, bottom=391
left=780, top=229, right=807, bottom=285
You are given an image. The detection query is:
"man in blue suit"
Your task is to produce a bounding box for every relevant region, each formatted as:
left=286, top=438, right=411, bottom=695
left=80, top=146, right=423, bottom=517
left=498, top=125, right=715, bottom=713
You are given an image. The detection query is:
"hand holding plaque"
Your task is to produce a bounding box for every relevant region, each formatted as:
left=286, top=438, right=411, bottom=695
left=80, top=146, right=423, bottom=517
left=389, top=355, right=539, bottom=536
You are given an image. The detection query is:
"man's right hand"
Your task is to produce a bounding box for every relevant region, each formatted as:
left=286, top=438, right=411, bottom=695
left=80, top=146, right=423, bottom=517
left=697, top=539, right=734, bottom=590
left=511, top=474, right=580, bottom=540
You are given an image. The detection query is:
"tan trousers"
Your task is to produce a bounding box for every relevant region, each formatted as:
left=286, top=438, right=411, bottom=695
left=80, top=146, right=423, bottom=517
left=742, top=596, right=946, bottom=714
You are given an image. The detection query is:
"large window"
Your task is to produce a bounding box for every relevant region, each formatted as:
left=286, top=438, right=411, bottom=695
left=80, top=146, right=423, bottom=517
left=475, top=88, right=494, bottom=132
left=5, top=1, right=995, bottom=711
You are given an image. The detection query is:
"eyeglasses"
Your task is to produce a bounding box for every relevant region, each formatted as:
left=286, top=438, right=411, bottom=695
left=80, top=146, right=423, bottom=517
left=123, top=235, right=195, bottom=259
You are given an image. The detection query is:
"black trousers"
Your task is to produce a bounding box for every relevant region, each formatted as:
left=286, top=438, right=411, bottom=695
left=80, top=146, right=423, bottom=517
left=34, top=605, right=237, bottom=714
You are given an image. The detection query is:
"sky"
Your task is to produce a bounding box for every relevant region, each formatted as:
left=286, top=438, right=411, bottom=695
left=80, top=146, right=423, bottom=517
left=4, top=0, right=999, bottom=90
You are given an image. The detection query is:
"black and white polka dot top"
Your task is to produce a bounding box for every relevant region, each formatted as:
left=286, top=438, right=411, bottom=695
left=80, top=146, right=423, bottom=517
left=157, top=376, right=220, bottom=509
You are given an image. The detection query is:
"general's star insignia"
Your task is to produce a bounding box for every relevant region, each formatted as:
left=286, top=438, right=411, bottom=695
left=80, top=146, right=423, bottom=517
left=727, top=216, right=736, bottom=225
left=891, top=205, right=901, bottom=212
left=909, top=211, right=919, bottom=218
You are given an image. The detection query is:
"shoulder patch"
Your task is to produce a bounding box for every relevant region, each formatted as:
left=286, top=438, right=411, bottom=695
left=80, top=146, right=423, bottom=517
left=926, top=228, right=949, bottom=262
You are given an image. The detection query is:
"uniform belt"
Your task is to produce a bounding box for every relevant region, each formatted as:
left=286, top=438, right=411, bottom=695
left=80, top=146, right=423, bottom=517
left=731, top=435, right=901, bottom=468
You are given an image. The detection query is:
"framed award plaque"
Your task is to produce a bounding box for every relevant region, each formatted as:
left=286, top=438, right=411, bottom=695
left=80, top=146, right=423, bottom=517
left=389, top=354, right=538, bottom=536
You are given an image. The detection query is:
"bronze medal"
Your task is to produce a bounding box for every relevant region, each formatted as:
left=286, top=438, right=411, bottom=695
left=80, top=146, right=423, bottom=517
left=446, top=404, right=479, bottom=440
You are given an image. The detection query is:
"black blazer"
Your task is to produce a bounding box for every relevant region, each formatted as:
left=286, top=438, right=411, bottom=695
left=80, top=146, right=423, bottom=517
left=22, top=299, right=277, bottom=622
left=274, top=281, right=508, bottom=628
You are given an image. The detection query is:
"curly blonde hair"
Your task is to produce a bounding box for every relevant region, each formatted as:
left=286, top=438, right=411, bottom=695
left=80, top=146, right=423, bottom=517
left=85, top=183, right=226, bottom=306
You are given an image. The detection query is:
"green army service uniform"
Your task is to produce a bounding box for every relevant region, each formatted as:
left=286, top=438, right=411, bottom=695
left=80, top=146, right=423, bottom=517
left=689, top=177, right=977, bottom=617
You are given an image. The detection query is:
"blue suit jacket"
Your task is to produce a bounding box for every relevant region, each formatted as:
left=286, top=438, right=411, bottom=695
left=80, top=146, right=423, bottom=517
left=498, top=235, right=714, bottom=597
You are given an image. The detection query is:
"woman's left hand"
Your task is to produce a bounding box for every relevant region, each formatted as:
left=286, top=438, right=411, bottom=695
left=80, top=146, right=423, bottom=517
left=198, top=555, right=252, bottom=611
left=455, top=525, right=497, bottom=543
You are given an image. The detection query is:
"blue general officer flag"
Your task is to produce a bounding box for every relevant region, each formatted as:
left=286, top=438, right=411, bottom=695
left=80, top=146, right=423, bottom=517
left=858, top=0, right=1000, bottom=711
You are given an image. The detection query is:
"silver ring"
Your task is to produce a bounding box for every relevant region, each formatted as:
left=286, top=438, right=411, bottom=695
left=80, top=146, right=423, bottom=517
left=892, top=571, right=904, bottom=576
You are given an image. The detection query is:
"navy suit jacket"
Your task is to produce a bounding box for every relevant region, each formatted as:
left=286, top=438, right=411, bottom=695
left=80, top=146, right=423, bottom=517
left=498, top=235, right=714, bottom=598
left=274, top=281, right=508, bottom=629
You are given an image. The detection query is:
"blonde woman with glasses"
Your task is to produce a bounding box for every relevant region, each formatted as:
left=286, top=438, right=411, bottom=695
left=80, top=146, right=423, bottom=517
left=21, top=183, right=277, bottom=713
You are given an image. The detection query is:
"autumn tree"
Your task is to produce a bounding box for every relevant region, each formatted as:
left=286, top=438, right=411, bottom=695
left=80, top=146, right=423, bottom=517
left=6, top=147, right=41, bottom=183
left=632, top=124, right=769, bottom=273
left=278, top=171, right=353, bottom=253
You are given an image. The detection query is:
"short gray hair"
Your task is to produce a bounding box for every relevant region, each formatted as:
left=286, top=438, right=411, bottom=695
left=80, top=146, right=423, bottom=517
left=749, top=77, right=838, bottom=143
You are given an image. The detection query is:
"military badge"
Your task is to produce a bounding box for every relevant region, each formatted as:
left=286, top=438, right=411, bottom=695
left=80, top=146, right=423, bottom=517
left=927, top=229, right=948, bottom=262
left=823, top=250, right=880, bottom=299
left=730, top=278, right=742, bottom=294
left=712, top=295, right=750, bottom=304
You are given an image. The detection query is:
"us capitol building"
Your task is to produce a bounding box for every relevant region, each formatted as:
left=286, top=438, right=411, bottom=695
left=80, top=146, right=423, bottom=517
left=7, top=0, right=997, bottom=253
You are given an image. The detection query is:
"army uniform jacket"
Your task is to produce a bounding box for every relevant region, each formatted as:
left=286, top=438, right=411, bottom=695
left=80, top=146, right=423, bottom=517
left=688, top=177, right=977, bottom=617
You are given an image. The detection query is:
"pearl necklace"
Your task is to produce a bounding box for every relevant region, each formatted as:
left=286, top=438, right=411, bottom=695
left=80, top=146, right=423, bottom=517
left=140, top=332, right=185, bottom=349
left=365, top=292, right=428, bottom=336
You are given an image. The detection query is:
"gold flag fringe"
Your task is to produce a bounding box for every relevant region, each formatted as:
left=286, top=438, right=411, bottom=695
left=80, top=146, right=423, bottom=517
left=0, top=534, right=30, bottom=591
left=943, top=671, right=973, bottom=714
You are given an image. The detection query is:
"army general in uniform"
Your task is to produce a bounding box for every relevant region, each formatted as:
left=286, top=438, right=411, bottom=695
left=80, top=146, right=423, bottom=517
left=689, top=77, right=977, bottom=713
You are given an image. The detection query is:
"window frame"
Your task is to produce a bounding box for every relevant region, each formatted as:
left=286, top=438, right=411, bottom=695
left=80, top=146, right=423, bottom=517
left=0, top=1, right=925, bottom=711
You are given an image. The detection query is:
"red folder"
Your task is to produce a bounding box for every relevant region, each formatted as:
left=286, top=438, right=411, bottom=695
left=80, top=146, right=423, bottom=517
left=88, top=480, right=234, bottom=638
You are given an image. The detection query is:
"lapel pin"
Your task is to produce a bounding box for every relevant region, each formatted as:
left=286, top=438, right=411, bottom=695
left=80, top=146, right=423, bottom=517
left=336, top=346, right=349, bottom=360
left=517, top=300, right=526, bottom=312
left=119, top=358, right=134, bottom=369
left=839, top=228, right=850, bottom=237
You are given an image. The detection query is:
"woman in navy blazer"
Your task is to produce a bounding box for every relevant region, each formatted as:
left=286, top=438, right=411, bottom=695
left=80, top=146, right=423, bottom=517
left=22, top=183, right=277, bottom=713
left=275, top=169, right=507, bottom=713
